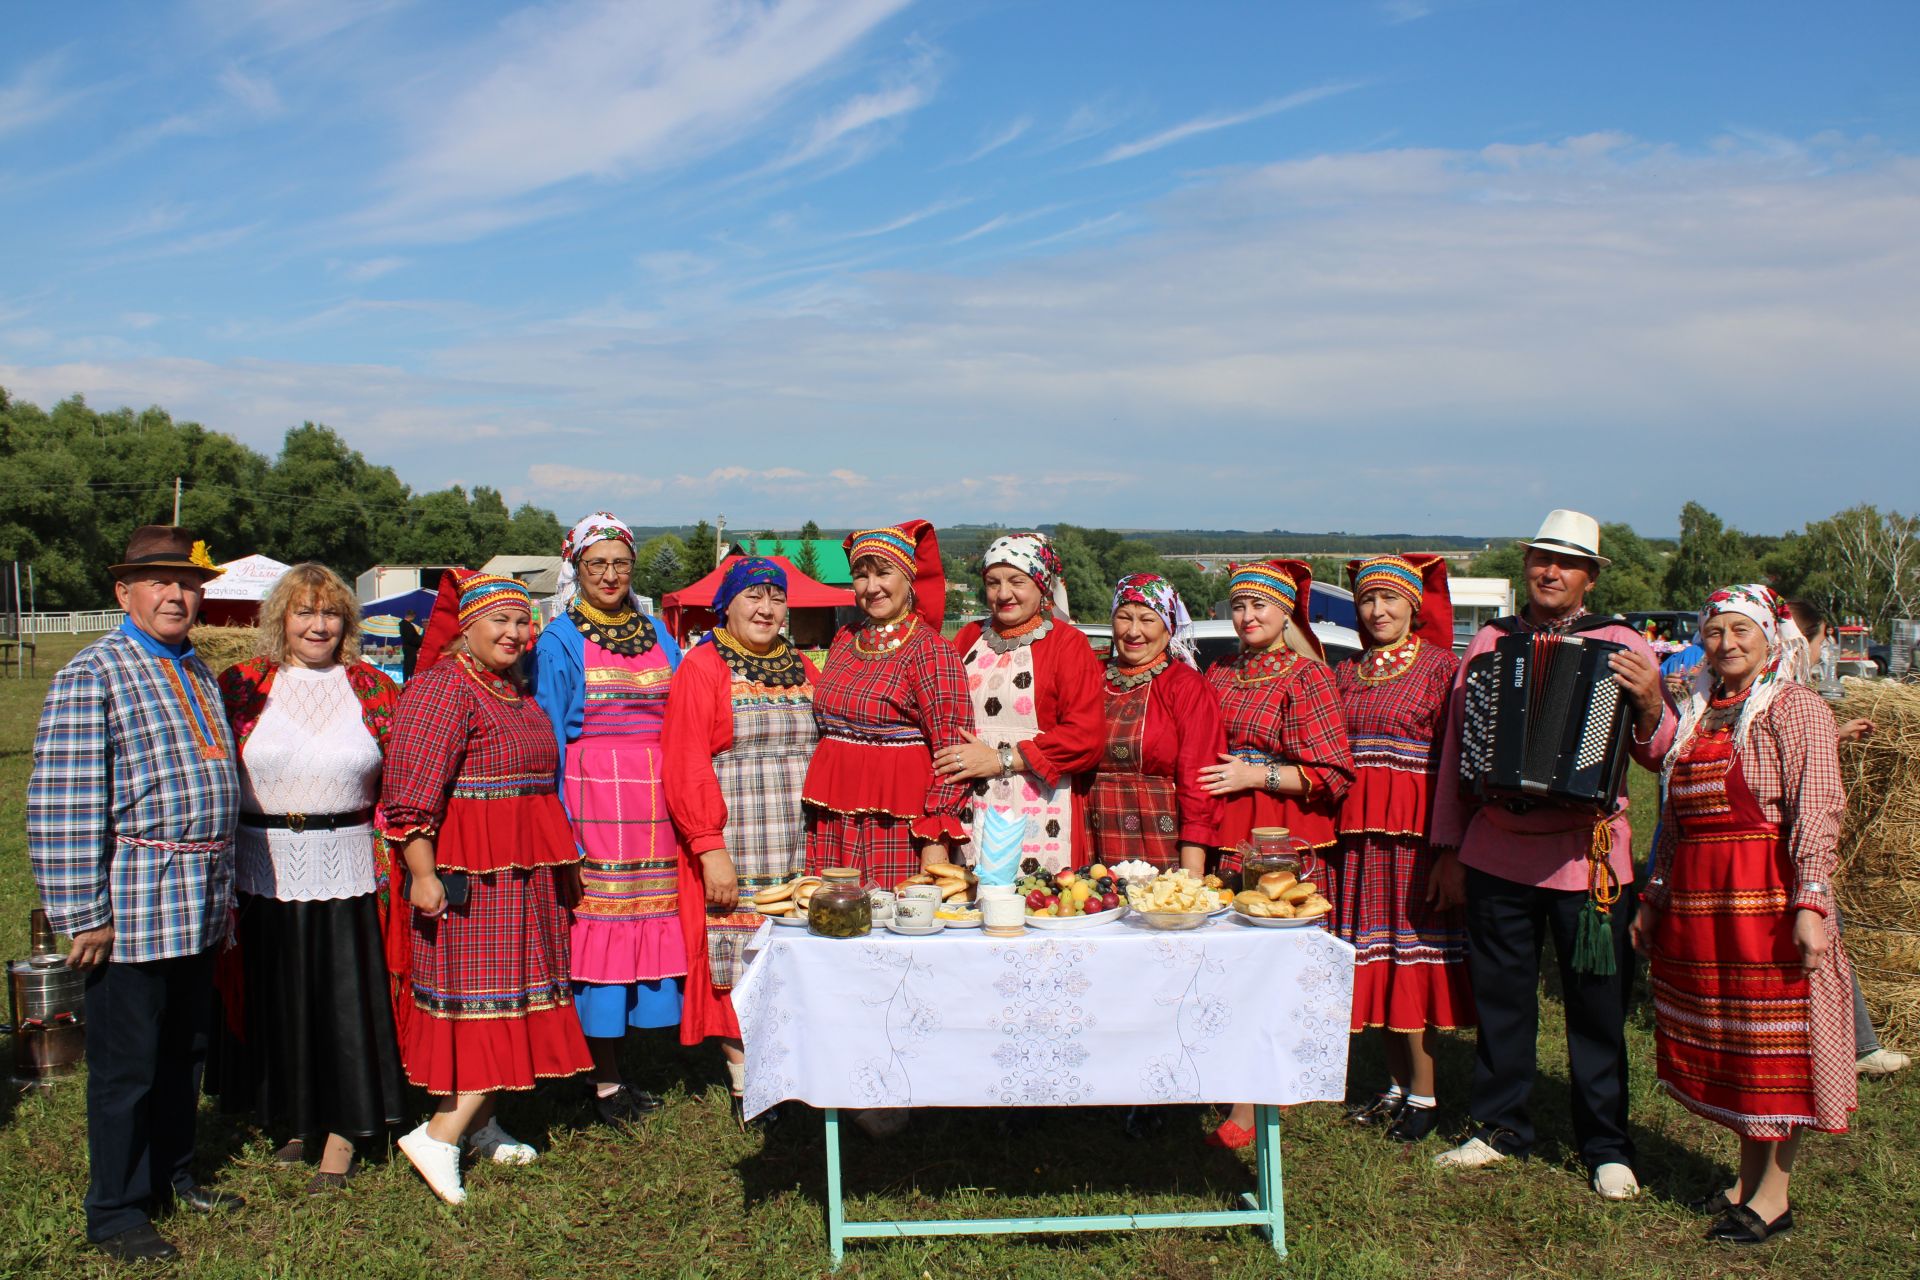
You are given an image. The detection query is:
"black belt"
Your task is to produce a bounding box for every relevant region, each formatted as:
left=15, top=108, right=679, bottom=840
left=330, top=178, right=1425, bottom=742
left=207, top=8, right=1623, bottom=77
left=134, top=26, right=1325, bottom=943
left=240, top=808, right=373, bottom=833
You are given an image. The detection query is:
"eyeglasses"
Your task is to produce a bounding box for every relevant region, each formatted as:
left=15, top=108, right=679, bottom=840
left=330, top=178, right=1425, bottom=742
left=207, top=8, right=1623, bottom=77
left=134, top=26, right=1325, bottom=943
left=580, top=558, right=634, bottom=578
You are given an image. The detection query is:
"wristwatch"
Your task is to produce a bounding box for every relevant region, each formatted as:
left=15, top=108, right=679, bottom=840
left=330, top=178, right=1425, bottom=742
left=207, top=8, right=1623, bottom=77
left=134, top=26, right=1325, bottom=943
left=998, top=743, right=1016, bottom=776
left=1265, top=762, right=1283, bottom=794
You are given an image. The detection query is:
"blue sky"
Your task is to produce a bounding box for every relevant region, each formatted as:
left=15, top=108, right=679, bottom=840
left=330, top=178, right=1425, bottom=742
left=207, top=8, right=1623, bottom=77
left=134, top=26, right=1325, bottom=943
left=2, top=0, right=1916, bottom=535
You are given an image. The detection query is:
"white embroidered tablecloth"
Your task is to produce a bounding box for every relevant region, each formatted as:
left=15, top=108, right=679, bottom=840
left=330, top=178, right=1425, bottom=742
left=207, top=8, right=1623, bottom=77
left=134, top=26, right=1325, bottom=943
left=734, top=917, right=1354, bottom=1120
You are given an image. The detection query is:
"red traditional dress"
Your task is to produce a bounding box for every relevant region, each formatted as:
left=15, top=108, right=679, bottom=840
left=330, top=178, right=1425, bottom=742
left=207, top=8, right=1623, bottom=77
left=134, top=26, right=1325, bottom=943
left=1332, top=638, right=1473, bottom=1034
left=1646, top=682, right=1856, bottom=1138
left=1086, top=657, right=1227, bottom=870
left=663, top=635, right=819, bottom=1043
left=949, top=615, right=1105, bottom=872
left=801, top=617, right=974, bottom=888
left=379, top=654, right=592, bottom=1094
left=1207, top=649, right=1354, bottom=891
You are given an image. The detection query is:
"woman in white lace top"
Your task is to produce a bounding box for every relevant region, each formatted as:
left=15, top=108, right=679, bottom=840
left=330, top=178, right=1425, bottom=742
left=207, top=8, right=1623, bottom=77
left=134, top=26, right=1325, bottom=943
left=212, top=564, right=407, bottom=1193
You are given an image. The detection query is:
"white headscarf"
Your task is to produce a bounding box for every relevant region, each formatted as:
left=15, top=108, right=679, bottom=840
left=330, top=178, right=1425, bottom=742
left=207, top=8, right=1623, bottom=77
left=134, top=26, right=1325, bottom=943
left=982, top=532, right=1070, bottom=619
left=553, top=511, right=641, bottom=612
left=1664, top=583, right=1807, bottom=775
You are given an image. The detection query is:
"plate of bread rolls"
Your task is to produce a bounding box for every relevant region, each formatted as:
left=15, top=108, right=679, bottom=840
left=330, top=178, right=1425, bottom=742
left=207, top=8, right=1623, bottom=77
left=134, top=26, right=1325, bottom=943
left=1231, top=868, right=1333, bottom=928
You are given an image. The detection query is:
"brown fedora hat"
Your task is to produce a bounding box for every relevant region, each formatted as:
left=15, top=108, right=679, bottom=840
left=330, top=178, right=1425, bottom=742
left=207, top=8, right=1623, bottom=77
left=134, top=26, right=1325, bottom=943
left=109, top=525, right=225, bottom=580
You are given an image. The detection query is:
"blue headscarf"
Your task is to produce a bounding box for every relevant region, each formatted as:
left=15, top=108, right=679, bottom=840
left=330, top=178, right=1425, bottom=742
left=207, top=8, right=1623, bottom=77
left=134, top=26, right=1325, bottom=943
left=712, top=556, right=787, bottom=620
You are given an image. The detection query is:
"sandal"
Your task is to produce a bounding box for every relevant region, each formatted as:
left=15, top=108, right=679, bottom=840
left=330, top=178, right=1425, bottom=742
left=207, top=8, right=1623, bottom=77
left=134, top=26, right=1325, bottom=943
left=305, top=1158, right=358, bottom=1195
left=272, top=1139, right=305, bottom=1164
left=1706, top=1204, right=1793, bottom=1245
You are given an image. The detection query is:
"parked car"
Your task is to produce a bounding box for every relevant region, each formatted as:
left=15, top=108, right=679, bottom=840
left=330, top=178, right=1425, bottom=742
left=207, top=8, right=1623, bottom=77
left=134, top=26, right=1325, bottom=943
left=1623, top=611, right=1700, bottom=645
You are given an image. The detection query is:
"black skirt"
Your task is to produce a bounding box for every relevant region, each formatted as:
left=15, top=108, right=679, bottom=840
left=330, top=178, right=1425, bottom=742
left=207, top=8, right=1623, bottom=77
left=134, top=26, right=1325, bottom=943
left=208, top=892, right=409, bottom=1148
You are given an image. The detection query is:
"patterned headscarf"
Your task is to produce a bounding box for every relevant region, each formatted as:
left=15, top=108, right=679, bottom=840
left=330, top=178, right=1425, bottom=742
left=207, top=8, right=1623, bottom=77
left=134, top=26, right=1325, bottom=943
left=415, top=568, right=538, bottom=672
left=712, top=556, right=787, bottom=619
left=1226, top=561, right=1300, bottom=614
left=1665, top=583, right=1808, bottom=770
left=982, top=532, right=1069, bottom=618
left=1110, top=572, right=1197, bottom=668
left=1349, top=555, right=1424, bottom=613
left=845, top=519, right=946, bottom=629
left=554, top=511, right=638, bottom=610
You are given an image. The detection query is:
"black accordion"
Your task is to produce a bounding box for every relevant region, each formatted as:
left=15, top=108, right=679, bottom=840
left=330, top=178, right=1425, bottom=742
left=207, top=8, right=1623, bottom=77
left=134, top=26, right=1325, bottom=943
left=1459, top=629, right=1634, bottom=812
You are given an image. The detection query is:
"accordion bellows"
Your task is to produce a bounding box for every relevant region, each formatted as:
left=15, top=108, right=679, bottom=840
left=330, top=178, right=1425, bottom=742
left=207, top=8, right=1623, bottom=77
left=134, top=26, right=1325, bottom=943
left=1460, top=632, right=1635, bottom=812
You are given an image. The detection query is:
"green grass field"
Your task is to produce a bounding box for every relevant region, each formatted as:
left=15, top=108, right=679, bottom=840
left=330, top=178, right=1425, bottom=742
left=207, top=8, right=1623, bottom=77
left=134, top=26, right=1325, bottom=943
left=0, top=635, right=1912, bottom=1278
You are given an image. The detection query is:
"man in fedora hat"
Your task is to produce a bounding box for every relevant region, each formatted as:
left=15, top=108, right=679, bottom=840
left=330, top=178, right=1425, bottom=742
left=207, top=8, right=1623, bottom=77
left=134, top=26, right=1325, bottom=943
left=27, top=525, right=243, bottom=1261
left=1427, top=510, right=1674, bottom=1200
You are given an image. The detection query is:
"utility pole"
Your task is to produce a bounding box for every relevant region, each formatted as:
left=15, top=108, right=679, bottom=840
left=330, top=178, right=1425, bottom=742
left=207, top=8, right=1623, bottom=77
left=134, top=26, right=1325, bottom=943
left=172, top=476, right=182, bottom=524
left=715, top=514, right=726, bottom=569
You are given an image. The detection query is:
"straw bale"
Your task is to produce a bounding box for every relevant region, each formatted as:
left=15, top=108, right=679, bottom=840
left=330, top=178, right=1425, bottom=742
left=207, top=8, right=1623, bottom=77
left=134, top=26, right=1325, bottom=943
left=187, top=626, right=259, bottom=677
left=1834, top=677, right=1920, bottom=1047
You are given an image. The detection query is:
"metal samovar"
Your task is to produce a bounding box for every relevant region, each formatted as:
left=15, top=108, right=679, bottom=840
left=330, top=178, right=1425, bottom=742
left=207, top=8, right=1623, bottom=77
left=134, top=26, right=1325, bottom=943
left=7, top=909, right=87, bottom=1086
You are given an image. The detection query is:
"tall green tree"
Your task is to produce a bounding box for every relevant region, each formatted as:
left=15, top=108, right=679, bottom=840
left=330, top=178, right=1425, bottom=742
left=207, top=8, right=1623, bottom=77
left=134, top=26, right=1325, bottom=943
left=796, top=519, right=822, bottom=579
left=1588, top=523, right=1664, bottom=614
left=1664, top=502, right=1762, bottom=609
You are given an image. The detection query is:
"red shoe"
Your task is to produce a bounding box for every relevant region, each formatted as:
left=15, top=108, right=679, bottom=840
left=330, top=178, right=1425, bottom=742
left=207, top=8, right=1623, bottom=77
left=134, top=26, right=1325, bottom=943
left=1206, top=1119, right=1255, bottom=1149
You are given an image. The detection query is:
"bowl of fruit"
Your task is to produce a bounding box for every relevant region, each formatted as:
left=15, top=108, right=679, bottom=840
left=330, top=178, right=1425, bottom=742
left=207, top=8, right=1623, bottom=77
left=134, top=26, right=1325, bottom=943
left=1015, top=860, right=1127, bottom=930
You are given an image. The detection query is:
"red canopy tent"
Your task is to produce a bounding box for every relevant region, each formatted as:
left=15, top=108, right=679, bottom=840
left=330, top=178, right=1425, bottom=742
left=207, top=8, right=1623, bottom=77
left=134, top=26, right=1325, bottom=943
left=659, top=555, right=854, bottom=646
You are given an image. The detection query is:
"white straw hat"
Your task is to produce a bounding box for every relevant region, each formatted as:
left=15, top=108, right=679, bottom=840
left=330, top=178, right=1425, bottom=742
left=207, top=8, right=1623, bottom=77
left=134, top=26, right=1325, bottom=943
left=1515, top=509, right=1610, bottom=567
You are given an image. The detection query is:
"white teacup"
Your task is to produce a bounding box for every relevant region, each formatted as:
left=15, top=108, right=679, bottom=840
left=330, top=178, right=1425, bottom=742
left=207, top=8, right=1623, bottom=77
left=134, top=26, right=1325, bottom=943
left=868, top=889, right=896, bottom=922
left=980, top=895, right=1025, bottom=933
left=896, top=896, right=936, bottom=928
left=900, top=885, right=942, bottom=904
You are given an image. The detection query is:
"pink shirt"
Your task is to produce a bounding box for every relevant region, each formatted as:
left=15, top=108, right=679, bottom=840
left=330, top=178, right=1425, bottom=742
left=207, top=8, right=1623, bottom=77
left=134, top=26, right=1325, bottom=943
left=1429, top=618, right=1675, bottom=891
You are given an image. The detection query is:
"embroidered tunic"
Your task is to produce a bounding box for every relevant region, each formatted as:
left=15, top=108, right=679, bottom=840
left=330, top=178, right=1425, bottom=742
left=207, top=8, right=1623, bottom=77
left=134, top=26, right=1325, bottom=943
left=663, top=637, right=819, bottom=1043
left=1206, top=650, right=1354, bottom=891
left=1086, top=659, right=1226, bottom=870
left=949, top=616, right=1104, bottom=873
left=1645, top=682, right=1855, bottom=1138
left=379, top=655, right=589, bottom=1094
left=1332, top=639, right=1473, bottom=1033
left=28, top=625, right=239, bottom=963
left=801, top=619, right=974, bottom=888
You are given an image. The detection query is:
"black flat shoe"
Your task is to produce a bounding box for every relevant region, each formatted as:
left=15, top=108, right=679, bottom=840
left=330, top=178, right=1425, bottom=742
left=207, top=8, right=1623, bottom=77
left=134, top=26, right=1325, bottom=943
left=1346, top=1093, right=1405, bottom=1127
left=1706, top=1204, right=1793, bottom=1245
left=306, top=1158, right=359, bottom=1195
left=1688, top=1189, right=1737, bottom=1215
left=1385, top=1104, right=1441, bottom=1144
left=173, top=1184, right=244, bottom=1214
left=594, top=1084, right=664, bottom=1126
left=272, top=1139, right=305, bottom=1164
left=732, top=1093, right=781, bottom=1131
left=95, top=1223, right=179, bottom=1262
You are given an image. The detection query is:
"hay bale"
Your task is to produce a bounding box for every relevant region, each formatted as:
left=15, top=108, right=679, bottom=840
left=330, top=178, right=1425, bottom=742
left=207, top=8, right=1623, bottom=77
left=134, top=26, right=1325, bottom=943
left=189, top=626, right=259, bottom=676
left=1834, top=678, right=1920, bottom=1048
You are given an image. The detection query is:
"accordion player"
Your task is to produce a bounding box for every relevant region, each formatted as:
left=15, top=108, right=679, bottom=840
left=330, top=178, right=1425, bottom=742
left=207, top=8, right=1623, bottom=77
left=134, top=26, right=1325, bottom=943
left=1459, top=624, right=1637, bottom=813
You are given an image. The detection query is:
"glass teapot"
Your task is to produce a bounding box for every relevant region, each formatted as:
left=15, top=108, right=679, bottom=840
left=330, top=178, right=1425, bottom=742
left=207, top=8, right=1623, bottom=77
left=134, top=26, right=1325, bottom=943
left=1236, top=827, right=1308, bottom=894
left=808, top=867, right=874, bottom=938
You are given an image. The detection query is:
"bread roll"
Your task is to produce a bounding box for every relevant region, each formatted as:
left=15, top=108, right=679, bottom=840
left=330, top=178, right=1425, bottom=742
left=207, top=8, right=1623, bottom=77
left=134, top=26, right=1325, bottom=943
left=940, top=882, right=971, bottom=902
left=753, top=882, right=796, bottom=906
left=924, top=862, right=967, bottom=881
left=1281, top=881, right=1316, bottom=904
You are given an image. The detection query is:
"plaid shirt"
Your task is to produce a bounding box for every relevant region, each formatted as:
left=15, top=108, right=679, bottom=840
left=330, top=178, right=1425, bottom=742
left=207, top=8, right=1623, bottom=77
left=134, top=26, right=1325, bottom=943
left=27, top=628, right=239, bottom=962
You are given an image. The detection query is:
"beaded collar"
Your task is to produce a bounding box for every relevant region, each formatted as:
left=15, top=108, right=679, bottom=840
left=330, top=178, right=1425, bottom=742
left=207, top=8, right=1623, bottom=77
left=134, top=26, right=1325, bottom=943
left=1699, top=683, right=1753, bottom=735
left=853, top=612, right=918, bottom=660
left=1356, top=635, right=1421, bottom=684
left=1106, top=652, right=1169, bottom=691
left=983, top=610, right=1052, bottom=654
left=712, top=627, right=808, bottom=688
left=569, top=599, right=656, bottom=658
left=1231, top=644, right=1300, bottom=688
left=459, top=651, right=522, bottom=702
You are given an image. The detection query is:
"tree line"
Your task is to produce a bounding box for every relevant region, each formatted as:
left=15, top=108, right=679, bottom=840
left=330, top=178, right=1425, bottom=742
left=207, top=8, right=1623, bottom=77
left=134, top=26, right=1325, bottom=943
left=3, top=389, right=1912, bottom=632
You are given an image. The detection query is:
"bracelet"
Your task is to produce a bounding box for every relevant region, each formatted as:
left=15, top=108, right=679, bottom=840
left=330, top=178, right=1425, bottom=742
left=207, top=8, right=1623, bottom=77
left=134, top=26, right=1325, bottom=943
left=997, top=743, right=1016, bottom=776
left=1264, top=762, right=1282, bottom=794
left=1800, top=881, right=1828, bottom=896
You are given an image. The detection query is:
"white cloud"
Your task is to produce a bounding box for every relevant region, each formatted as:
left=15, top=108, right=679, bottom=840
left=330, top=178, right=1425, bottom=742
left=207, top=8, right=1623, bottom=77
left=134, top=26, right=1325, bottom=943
left=953, top=115, right=1031, bottom=165
left=217, top=64, right=283, bottom=117
left=948, top=204, right=1062, bottom=244
left=11, top=134, right=1919, bottom=533
left=340, top=256, right=409, bottom=282
left=363, top=0, right=914, bottom=237
left=0, top=55, right=89, bottom=140
left=763, top=63, right=934, bottom=175
left=1095, top=82, right=1365, bottom=165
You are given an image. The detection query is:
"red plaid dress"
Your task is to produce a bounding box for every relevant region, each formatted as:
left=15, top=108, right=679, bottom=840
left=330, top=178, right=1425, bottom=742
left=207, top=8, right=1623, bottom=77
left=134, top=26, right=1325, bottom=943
left=1086, top=660, right=1227, bottom=869
left=1332, top=640, right=1474, bottom=1033
left=1207, top=651, right=1354, bottom=894
left=379, top=655, right=592, bottom=1095
left=1645, top=683, right=1855, bottom=1138
left=802, top=620, right=974, bottom=889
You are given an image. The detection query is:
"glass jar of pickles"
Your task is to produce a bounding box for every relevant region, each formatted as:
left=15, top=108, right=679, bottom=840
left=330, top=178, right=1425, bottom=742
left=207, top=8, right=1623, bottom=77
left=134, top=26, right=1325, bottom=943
left=1238, top=827, right=1307, bottom=893
left=808, top=867, right=873, bottom=938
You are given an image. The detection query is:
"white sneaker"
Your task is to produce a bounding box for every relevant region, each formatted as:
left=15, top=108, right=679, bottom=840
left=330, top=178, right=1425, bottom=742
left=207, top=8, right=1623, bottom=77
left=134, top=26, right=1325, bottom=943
left=397, top=1123, right=466, bottom=1205
left=1592, top=1162, right=1641, bottom=1200
left=1433, top=1136, right=1509, bottom=1170
left=467, top=1118, right=538, bottom=1165
left=1857, top=1048, right=1911, bottom=1077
